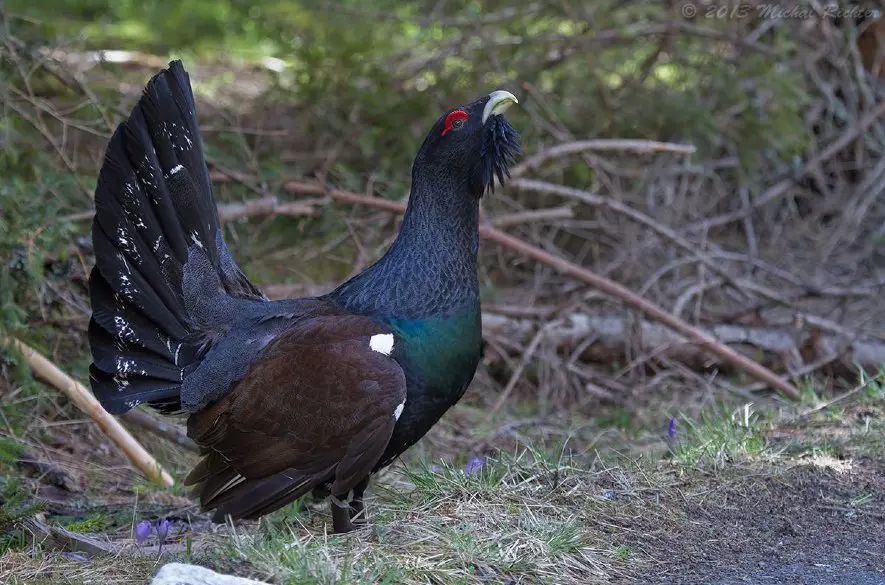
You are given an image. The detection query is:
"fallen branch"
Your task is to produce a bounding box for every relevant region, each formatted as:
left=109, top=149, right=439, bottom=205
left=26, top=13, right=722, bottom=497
left=121, top=410, right=199, bottom=454
left=62, top=195, right=318, bottom=223
left=62, top=174, right=566, bottom=226
left=486, top=227, right=800, bottom=399
left=490, top=206, right=574, bottom=227
left=216, top=196, right=317, bottom=221
left=275, top=181, right=800, bottom=400
left=23, top=517, right=115, bottom=557
left=481, top=313, right=884, bottom=374
left=258, top=291, right=880, bottom=374
left=2, top=337, right=174, bottom=487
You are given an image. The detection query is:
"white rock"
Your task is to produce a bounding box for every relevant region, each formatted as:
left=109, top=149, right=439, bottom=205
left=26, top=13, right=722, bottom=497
left=151, top=563, right=271, bottom=585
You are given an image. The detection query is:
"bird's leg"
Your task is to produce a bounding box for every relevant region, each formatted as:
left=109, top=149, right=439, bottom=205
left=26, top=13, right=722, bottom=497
left=330, top=495, right=355, bottom=534
left=349, top=476, right=370, bottom=525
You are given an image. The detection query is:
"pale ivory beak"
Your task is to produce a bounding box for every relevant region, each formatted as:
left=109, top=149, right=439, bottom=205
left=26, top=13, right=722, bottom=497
left=482, top=90, right=518, bottom=124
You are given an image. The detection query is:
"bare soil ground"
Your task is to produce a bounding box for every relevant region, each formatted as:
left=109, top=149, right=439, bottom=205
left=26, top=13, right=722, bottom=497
left=632, top=462, right=885, bottom=584
left=629, top=402, right=885, bottom=585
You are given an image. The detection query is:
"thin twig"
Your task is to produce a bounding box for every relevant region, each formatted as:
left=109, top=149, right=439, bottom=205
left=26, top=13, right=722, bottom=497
left=510, top=139, right=696, bottom=179
left=490, top=325, right=547, bottom=416
left=794, top=374, right=881, bottom=419
left=216, top=196, right=317, bottom=221
left=121, top=410, right=199, bottom=454
left=509, top=178, right=755, bottom=301
left=683, top=99, right=885, bottom=233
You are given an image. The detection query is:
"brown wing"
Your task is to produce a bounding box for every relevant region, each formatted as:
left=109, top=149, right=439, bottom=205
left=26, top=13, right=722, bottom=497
left=184, top=313, right=406, bottom=521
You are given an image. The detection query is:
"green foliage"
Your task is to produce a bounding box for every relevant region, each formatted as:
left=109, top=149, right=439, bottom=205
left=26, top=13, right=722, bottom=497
left=799, top=377, right=824, bottom=405
left=60, top=513, right=114, bottom=534
left=0, top=438, right=25, bottom=467
left=673, top=403, right=770, bottom=467
left=404, top=458, right=507, bottom=501
left=0, top=138, right=77, bottom=336
left=0, top=478, right=46, bottom=553
left=5, top=0, right=815, bottom=192
left=859, top=368, right=885, bottom=403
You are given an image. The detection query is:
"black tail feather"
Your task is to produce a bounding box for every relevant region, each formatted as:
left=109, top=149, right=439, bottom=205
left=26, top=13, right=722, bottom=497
left=88, top=60, right=260, bottom=415
left=88, top=273, right=190, bottom=364
left=91, top=222, right=189, bottom=340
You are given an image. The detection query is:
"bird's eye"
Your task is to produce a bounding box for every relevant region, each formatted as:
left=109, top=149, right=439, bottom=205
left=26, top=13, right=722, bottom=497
left=442, top=110, right=469, bottom=136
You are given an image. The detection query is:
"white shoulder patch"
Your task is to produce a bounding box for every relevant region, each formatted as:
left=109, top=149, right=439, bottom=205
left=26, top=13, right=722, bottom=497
left=369, top=333, right=394, bottom=356
left=393, top=401, right=405, bottom=420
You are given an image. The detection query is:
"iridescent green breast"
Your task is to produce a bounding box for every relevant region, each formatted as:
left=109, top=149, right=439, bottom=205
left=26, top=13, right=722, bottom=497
left=388, top=308, right=480, bottom=390
left=376, top=305, right=482, bottom=465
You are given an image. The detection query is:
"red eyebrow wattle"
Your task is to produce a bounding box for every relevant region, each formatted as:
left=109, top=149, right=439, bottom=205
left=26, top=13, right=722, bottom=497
left=442, top=110, right=468, bottom=136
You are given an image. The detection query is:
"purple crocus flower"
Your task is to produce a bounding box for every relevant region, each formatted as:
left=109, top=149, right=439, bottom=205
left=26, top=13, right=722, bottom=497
left=431, top=464, right=443, bottom=473
left=464, top=456, right=484, bottom=475
left=156, top=518, right=170, bottom=552
left=135, top=520, right=151, bottom=546
left=668, top=417, right=677, bottom=439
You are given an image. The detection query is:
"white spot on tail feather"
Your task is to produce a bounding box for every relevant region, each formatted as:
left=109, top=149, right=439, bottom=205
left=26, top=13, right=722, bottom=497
left=114, top=316, right=139, bottom=343
left=116, top=226, right=141, bottom=263
left=369, top=333, right=394, bottom=356
left=190, top=232, right=204, bottom=250
left=115, top=357, right=142, bottom=376
left=118, top=253, right=132, bottom=275
left=393, top=401, right=405, bottom=420
left=168, top=164, right=184, bottom=177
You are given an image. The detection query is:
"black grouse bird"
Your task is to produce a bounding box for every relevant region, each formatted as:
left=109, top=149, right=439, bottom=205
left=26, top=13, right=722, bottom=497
left=87, top=61, right=519, bottom=533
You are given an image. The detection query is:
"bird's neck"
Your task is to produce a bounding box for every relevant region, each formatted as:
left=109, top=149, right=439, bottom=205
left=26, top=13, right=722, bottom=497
left=330, top=170, right=480, bottom=319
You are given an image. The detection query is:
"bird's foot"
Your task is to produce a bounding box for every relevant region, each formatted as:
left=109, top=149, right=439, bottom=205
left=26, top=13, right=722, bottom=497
left=330, top=496, right=356, bottom=533
left=349, top=498, right=366, bottom=526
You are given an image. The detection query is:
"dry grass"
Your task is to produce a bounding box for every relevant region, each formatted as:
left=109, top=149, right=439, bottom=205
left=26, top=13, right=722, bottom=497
left=0, top=372, right=883, bottom=584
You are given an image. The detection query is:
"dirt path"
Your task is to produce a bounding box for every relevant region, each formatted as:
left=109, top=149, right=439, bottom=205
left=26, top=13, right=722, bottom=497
left=632, top=457, right=885, bottom=584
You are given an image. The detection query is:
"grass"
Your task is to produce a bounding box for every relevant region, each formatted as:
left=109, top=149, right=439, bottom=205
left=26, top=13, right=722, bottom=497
left=670, top=403, right=770, bottom=467
left=0, top=372, right=883, bottom=584
left=228, top=453, right=632, bottom=584
left=218, top=387, right=885, bottom=585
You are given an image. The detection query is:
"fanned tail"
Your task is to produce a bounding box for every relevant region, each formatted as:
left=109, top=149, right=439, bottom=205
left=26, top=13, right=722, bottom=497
left=88, top=60, right=262, bottom=415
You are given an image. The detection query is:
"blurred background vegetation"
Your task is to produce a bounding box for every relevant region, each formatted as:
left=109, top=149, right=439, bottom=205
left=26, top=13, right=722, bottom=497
left=1, top=1, right=884, bottom=582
